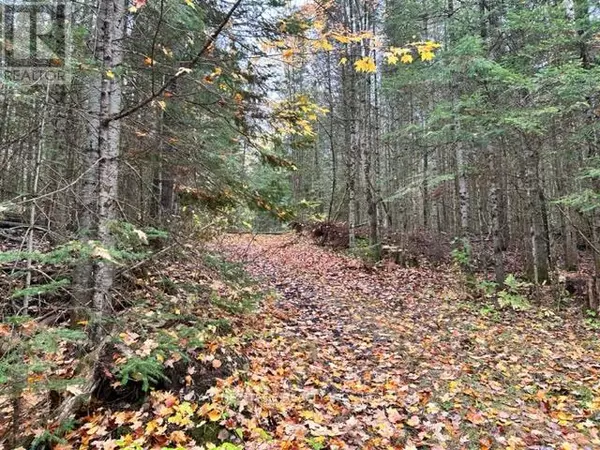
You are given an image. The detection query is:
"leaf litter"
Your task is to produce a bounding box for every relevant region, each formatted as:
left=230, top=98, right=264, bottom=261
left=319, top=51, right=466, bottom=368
left=212, top=234, right=600, bottom=449
left=5, top=234, right=600, bottom=449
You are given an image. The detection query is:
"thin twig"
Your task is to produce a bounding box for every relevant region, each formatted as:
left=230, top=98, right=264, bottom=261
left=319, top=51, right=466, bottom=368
left=556, top=204, right=600, bottom=256
left=8, top=158, right=102, bottom=207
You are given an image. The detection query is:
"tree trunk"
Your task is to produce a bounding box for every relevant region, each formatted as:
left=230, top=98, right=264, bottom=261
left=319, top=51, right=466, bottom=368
left=88, top=0, right=125, bottom=343
left=488, top=146, right=504, bottom=286
left=71, top=77, right=102, bottom=323
left=456, top=142, right=469, bottom=236
left=524, top=138, right=549, bottom=284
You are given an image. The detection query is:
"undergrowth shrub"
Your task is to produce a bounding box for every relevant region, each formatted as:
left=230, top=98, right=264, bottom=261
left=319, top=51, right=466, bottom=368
left=451, top=237, right=472, bottom=272
left=0, top=221, right=168, bottom=314
left=476, top=274, right=532, bottom=311
left=29, top=419, right=77, bottom=449
left=116, top=356, right=169, bottom=392
left=203, top=253, right=255, bottom=286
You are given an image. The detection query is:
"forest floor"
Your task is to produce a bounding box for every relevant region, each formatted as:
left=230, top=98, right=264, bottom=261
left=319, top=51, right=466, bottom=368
left=211, top=233, right=600, bottom=450
left=3, top=233, right=600, bottom=450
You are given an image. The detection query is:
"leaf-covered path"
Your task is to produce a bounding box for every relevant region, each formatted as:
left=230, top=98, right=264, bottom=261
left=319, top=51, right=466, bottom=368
left=216, top=234, right=600, bottom=450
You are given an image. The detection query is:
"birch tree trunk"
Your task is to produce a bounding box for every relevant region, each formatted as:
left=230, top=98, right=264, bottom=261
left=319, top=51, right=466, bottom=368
left=342, top=0, right=359, bottom=249
left=88, top=0, right=125, bottom=342
left=456, top=141, right=469, bottom=236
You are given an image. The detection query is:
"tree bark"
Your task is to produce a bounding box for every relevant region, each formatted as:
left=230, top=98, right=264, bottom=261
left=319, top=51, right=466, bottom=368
left=524, top=138, right=549, bottom=284
left=488, top=146, right=504, bottom=286
left=88, top=0, right=125, bottom=342
left=456, top=141, right=469, bottom=236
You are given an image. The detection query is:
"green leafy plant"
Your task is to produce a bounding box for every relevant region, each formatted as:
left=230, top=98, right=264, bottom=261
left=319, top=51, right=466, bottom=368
left=10, top=278, right=70, bottom=299
left=478, top=304, right=501, bottom=320
left=451, top=237, right=472, bottom=270
left=210, top=290, right=260, bottom=314
left=476, top=279, right=498, bottom=297
left=306, top=437, right=326, bottom=450
left=0, top=231, right=157, bottom=305
left=497, top=289, right=531, bottom=311
left=584, top=310, right=600, bottom=330
left=478, top=274, right=531, bottom=311
left=211, top=443, right=243, bottom=450
left=0, top=322, right=87, bottom=431
left=109, top=220, right=168, bottom=252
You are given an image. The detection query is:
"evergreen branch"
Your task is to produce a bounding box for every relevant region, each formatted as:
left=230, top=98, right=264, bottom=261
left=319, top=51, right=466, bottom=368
left=104, top=0, right=244, bottom=126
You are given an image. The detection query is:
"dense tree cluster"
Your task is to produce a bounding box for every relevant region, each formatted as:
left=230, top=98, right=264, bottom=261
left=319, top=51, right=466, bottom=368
left=281, top=0, right=600, bottom=290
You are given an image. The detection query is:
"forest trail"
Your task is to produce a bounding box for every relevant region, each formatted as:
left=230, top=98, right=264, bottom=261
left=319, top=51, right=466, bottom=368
left=216, top=234, right=600, bottom=450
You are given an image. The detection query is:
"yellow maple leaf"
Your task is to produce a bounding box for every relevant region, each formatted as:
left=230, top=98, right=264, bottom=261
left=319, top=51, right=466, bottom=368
left=207, top=409, right=221, bottom=421
left=420, top=50, right=435, bottom=61
left=168, top=413, right=192, bottom=427
left=406, top=415, right=420, bottom=426
left=331, top=33, right=350, bottom=44
left=350, top=31, right=374, bottom=42
left=297, top=119, right=314, bottom=136
left=385, top=53, right=399, bottom=65
left=316, top=39, right=334, bottom=51
left=560, top=444, right=576, bottom=450
left=391, top=47, right=411, bottom=56
left=354, top=56, right=376, bottom=73
left=300, top=410, right=314, bottom=420
left=145, top=419, right=161, bottom=434
left=400, top=53, right=414, bottom=64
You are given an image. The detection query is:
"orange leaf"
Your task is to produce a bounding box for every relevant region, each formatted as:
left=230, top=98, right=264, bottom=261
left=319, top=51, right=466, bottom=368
left=208, top=409, right=221, bottom=422
left=466, top=409, right=485, bottom=425
left=169, top=430, right=187, bottom=444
